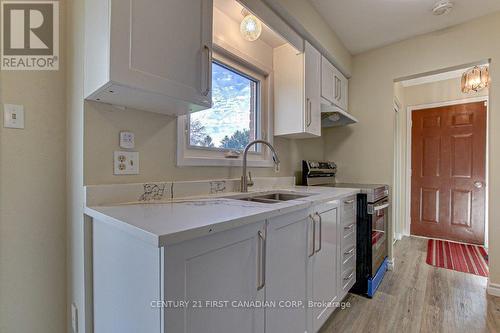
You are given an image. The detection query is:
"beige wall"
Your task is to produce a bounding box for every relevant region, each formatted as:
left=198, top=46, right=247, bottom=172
left=0, top=3, right=67, bottom=333
left=404, top=77, right=488, bottom=106
left=324, top=12, right=500, bottom=284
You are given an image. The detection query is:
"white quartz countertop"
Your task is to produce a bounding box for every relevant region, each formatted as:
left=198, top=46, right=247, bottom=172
left=84, top=186, right=359, bottom=247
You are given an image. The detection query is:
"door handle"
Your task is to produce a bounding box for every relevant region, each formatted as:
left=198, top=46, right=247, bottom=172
left=257, top=230, right=266, bottom=290
left=474, top=181, right=483, bottom=189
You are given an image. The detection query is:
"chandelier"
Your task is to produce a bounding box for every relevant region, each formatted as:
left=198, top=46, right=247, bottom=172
left=461, top=66, right=490, bottom=93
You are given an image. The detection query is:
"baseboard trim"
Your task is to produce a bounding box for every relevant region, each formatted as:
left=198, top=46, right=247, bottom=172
left=387, top=258, right=395, bottom=271
left=487, top=280, right=500, bottom=297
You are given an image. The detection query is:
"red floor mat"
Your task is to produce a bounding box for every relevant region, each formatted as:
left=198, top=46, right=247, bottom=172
left=426, top=239, right=488, bottom=277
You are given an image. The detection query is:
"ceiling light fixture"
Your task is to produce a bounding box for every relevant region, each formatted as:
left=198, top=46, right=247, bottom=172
left=461, top=66, right=490, bottom=93
left=240, top=9, right=262, bottom=42
left=432, top=0, right=454, bottom=16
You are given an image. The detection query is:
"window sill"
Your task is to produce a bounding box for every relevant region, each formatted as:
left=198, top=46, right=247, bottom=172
left=176, top=154, right=274, bottom=168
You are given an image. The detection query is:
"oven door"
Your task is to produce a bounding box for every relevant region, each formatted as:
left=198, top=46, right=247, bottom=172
left=368, top=198, right=390, bottom=274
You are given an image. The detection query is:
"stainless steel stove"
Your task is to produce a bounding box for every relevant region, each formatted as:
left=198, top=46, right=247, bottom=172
left=302, top=160, right=390, bottom=298
left=302, top=160, right=389, bottom=202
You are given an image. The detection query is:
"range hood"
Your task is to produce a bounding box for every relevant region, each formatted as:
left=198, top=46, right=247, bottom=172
left=320, top=99, right=358, bottom=127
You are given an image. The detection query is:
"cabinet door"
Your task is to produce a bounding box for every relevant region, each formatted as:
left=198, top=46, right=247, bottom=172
left=111, top=0, right=213, bottom=108
left=165, top=221, right=265, bottom=333
left=334, top=71, right=348, bottom=111
left=266, top=210, right=311, bottom=333
left=321, top=56, right=335, bottom=105
left=304, top=41, right=321, bottom=136
left=309, top=207, right=339, bottom=333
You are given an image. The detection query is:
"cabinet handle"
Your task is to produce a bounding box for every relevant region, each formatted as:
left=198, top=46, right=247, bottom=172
left=314, top=212, right=322, bottom=253
left=257, top=230, right=266, bottom=290
left=344, top=199, right=355, bottom=205
left=202, top=45, right=212, bottom=97
left=344, top=223, right=355, bottom=231
left=306, top=98, right=312, bottom=127
left=334, top=76, right=339, bottom=100
left=344, top=247, right=355, bottom=256
left=338, top=77, right=342, bottom=102
left=308, top=214, right=316, bottom=257
left=344, top=271, right=354, bottom=281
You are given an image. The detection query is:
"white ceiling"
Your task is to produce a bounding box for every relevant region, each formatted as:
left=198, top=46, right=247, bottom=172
left=214, top=0, right=287, bottom=48
left=310, top=0, right=500, bottom=54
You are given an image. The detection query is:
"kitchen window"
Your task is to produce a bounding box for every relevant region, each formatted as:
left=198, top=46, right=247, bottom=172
left=188, top=61, right=260, bottom=152
left=177, top=52, right=273, bottom=167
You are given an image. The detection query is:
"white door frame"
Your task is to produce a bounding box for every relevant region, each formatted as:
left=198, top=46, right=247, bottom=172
left=393, top=98, right=402, bottom=241
left=405, top=96, right=489, bottom=247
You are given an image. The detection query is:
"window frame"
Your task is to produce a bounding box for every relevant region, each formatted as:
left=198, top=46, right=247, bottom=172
left=177, top=49, right=274, bottom=168
left=186, top=59, right=261, bottom=153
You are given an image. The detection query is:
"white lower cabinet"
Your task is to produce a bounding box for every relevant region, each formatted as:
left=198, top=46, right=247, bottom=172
left=266, top=210, right=310, bottom=333
left=308, top=203, right=340, bottom=333
left=164, top=221, right=266, bottom=333
left=92, top=195, right=355, bottom=333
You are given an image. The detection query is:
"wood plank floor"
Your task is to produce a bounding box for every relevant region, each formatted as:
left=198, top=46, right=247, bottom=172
left=320, top=236, right=500, bottom=333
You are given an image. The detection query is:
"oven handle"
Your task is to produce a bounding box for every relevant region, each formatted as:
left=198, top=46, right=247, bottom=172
left=368, top=201, right=390, bottom=214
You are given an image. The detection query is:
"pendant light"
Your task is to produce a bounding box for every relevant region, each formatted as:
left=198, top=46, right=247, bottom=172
left=461, top=66, right=490, bottom=93
left=240, top=9, right=262, bottom=42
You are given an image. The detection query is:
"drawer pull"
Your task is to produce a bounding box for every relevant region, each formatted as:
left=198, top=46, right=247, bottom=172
left=344, top=247, right=355, bottom=256
left=344, top=199, right=355, bottom=205
left=344, top=271, right=354, bottom=281
left=344, top=223, right=355, bottom=230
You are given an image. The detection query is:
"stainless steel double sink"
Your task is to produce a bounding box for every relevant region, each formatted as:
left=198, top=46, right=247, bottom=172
left=227, top=191, right=313, bottom=204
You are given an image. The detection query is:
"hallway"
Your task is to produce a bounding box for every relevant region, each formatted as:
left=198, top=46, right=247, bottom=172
left=321, top=237, right=500, bottom=332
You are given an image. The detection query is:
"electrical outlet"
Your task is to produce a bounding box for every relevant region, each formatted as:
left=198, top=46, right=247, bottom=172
left=71, top=303, right=78, bottom=333
left=119, top=131, right=135, bottom=149
left=114, top=151, right=139, bottom=175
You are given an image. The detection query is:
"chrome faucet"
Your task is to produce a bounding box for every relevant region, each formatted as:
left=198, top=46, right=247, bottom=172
left=241, top=140, right=281, bottom=192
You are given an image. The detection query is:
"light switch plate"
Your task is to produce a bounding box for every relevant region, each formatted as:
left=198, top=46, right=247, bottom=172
left=119, top=131, right=135, bottom=149
left=3, top=104, right=24, bottom=129
left=114, top=151, right=139, bottom=175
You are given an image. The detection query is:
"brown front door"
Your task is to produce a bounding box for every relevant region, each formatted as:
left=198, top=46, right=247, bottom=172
left=411, top=101, right=486, bottom=244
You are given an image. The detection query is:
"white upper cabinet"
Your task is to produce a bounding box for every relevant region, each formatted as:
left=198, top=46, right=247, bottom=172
left=84, top=0, right=213, bottom=115
left=274, top=41, right=321, bottom=138
left=321, top=56, right=348, bottom=112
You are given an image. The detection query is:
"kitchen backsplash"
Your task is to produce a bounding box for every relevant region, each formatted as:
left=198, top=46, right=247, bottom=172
left=85, top=177, right=295, bottom=206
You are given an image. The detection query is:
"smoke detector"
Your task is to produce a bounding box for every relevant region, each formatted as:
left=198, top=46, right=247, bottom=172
left=432, top=0, right=454, bottom=16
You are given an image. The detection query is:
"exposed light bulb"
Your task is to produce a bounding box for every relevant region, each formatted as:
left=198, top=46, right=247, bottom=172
left=240, top=14, right=262, bottom=42
left=328, top=113, right=341, bottom=122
